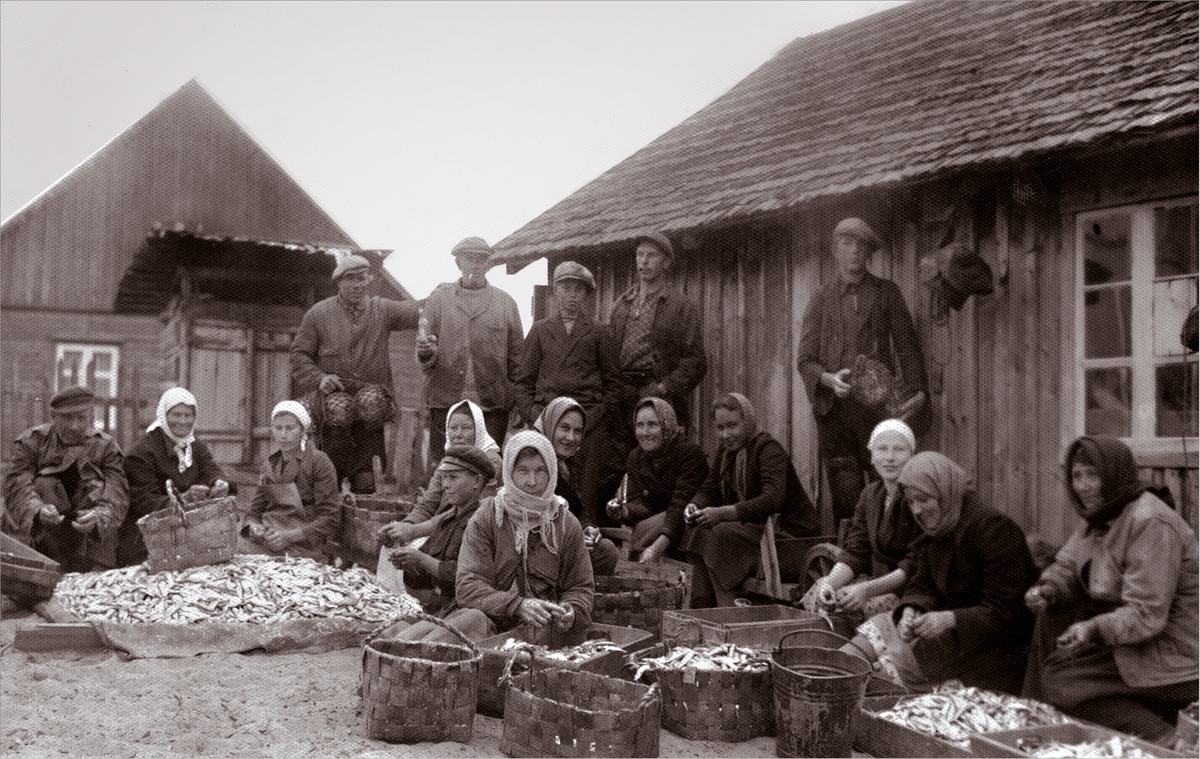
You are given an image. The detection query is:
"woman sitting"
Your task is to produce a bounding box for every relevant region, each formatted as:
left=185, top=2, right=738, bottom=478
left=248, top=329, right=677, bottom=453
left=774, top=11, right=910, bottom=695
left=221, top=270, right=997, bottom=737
left=682, top=393, right=819, bottom=608
left=847, top=451, right=1038, bottom=695
left=1022, top=436, right=1198, bottom=743
left=453, top=430, right=594, bottom=645
left=378, top=399, right=501, bottom=549
left=240, top=401, right=339, bottom=562
left=118, top=387, right=232, bottom=567
left=605, top=397, right=708, bottom=564
left=804, top=419, right=921, bottom=626
left=535, top=397, right=618, bottom=575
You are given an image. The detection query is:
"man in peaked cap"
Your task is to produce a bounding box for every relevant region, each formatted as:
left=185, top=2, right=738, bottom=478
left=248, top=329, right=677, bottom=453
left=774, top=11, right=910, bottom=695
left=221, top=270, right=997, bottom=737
left=2, top=386, right=130, bottom=572
left=797, top=217, right=929, bottom=525
left=418, top=237, right=524, bottom=466
left=291, top=252, right=422, bottom=493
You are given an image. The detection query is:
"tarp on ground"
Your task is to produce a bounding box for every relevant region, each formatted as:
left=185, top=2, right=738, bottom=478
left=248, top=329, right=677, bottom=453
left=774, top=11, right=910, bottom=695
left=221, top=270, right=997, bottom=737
left=92, top=617, right=382, bottom=658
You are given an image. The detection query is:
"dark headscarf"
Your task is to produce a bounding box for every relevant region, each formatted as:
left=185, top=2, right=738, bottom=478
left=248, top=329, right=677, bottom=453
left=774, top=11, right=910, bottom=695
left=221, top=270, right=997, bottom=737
left=897, top=451, right=973, bottom=539
left=634, top=397, right=680, bottom=453
left=534, top=397, right=586, bottom=480
left=1064, top=435, right=1144, bottom=530
left=715, top=392, right=760, bottom=504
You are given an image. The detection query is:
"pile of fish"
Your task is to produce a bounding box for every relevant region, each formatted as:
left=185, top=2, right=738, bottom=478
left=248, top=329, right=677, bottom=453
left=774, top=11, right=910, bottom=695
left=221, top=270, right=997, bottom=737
left=631, top=643, right=771, bottom=681
left=497, top=637, right=624, bottom=663
left=876, top=684, right=1070, bottom=749
left=1015, top=735, right=1161, bottom=758
left=53, top=554, right=421, bottom=625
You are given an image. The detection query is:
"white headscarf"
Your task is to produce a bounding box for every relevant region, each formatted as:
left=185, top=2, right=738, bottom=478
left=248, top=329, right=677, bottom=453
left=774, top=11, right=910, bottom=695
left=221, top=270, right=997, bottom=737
left=271, top=400, right=312, bottom=451
left=446, top=399, right=500, bottom=456
left=494, top=430, right=567, bottom=556
left=147, top=387, right=197, bottom=473
left=868, top=419, right=917, bottom=452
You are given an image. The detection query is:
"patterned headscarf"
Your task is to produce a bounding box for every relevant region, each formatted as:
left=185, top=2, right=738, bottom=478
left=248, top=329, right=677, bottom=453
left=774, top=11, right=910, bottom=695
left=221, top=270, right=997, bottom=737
left=446, top=399, right=501, bottom=457
left=1064, top=436, right=1145, bottom=531
left=147, top=387, right=197, bottom=473
left=494, top=430, right=567, bottom=557
left=897, top=451, right=973, bottom=539
left=634, top=397, right=679, bottom=452
left=271, top=400, right=312, bottom=451
left=534, top=397, right=586, bottom=479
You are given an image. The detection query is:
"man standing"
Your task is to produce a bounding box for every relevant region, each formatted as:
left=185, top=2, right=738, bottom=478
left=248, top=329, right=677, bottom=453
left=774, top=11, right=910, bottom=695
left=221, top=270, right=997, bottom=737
left=291, top=254, right=421, bottom=493
left=2, top=386, right=129, bottom=572
left=796, top=217, right=928, bottom=524
left=418, top=237, right=523, bottom=463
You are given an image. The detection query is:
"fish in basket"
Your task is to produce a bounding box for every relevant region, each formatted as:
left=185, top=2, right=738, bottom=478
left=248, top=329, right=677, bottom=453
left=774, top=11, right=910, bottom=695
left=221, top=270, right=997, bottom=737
left=136, top=481, right=239, bottom=574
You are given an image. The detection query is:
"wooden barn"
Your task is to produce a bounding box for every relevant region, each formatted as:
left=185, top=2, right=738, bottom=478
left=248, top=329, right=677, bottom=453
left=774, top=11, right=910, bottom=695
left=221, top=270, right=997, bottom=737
left=1, top=80, right=424, bottom=484
left=493, top=0, right=1199, bottom=544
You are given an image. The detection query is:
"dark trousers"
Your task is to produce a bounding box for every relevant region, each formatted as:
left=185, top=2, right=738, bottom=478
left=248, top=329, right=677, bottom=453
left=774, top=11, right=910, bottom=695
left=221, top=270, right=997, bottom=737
left=816, top=397, right=883, bottom=524
left=320, top=421, right=386, bottom=493
left=427, top=406, right=510, bottom=467
left=31, top=476, right=114, bottom=573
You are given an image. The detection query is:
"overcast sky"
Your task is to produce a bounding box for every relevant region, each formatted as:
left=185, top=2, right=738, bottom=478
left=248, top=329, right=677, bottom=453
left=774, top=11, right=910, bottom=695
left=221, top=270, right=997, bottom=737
left=1, top=0, right=904, bottom=324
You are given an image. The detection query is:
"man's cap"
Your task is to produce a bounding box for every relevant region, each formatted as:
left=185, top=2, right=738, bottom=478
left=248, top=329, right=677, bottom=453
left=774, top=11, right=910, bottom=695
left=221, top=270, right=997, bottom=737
left=50, top=386, right=95, bottom=413
left=635, top=231, right=674, bottom=259
left=332, top=254, right=371, bottom=281
left=451, top=237, right=493, bottom=261
left=553, top=261, right=595, bottom=291
left=833, top=218, right=882, bottom=251
left=437, top=444, right=495, bottom=480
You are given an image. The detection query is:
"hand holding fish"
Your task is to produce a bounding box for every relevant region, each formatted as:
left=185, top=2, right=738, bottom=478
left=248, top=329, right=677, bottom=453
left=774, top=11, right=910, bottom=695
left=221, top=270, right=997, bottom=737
left=911, top=609, right=956, bottom=639
left=898, top=606, right=919, bottom=643
left=517, top=598, right=563, bottom=629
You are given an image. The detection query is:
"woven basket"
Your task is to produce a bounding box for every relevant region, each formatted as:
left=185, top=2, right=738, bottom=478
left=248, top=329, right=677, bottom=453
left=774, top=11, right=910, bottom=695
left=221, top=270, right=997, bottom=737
left=340, top=496, right=413, bottom=569
left=501, top=666, right=661, bottom=758
left=630, top=643, right=773, bottom=743
left=137, top=496, right=239, bottom=574
left=593, top=560, right=692, bottom=637
left=360, top=616, right=480, bottom=744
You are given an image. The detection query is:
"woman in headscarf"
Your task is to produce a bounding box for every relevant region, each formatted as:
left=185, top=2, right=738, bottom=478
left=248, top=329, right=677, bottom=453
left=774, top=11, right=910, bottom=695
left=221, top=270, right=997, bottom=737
left=454, top=430, right=594, bottom=645
left=1022, top=436, right=1198, bottom=743
left=535, top=397, right=619, bottom=575
left=606, top=397, right=708, bottom=564
left=240, top=400, right=339, bottom=562
left=118, top=387, right=232, bottom=566
left=803, top=419, right=921, bottom=626
left=682, top=393, right=819, bottom=608
left=378, top=399, right=501, bottom=548
left=845, top=451, right=1038, bottom=695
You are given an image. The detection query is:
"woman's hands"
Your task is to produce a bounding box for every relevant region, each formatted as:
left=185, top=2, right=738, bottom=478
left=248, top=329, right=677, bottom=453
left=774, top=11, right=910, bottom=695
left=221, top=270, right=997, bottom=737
left=262, top=525, right=303, bottom=552
left=897, top=606, right=956, bottom=642
left=517, top=598, right=575, bottom=631
left=1024, top=583, right=1058, bottom=615
left=686, top=504, right=737, bottom=529
left=639, top=535, right=671, bottom=563
left=388, top=545, right=436, bottom=576
left=1056, top=619, right=1100, bottom=658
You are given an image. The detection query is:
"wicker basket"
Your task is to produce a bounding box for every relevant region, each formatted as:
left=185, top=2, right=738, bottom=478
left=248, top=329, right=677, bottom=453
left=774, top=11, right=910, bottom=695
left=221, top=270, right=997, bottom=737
left=593, top=560, right=692, bottom=637
left=340, top=496, right=413, bottom=569
left=501, top=665, right=661, bottom=758
left=630, top=642, right=773, bottom=742
left=360, top=616, right=480, bottom=744
left=137, top=496, right=239, bottom=574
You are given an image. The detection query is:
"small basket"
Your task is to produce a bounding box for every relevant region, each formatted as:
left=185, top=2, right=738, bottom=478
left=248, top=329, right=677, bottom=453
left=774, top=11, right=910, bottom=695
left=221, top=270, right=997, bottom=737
left=360, top=614, right=480, bottom=744
left=137, top=496, right=238, bottom=574
left=340, top=496, right=413, bottom=569
left=500, top=665, right=661, bottom=758
left=593, top=559, right=693, bottom=637
left=630, top=642, right=773, bottom=743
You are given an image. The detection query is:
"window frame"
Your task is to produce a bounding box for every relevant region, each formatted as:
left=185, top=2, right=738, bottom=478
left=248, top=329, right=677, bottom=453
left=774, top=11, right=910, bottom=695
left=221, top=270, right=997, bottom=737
left=54, top=343, right=121, bottom=429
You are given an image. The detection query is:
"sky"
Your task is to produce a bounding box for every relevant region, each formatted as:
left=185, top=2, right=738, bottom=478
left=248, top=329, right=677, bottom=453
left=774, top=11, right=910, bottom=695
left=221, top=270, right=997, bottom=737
left=1, top=0, right=905, bottom=327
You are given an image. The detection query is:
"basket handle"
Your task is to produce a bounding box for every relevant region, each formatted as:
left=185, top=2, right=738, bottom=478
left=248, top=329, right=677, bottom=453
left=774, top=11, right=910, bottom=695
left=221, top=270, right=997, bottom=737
left=365, top=610, right=478, bottom=655
left=165, top=479, right=189, bottom=527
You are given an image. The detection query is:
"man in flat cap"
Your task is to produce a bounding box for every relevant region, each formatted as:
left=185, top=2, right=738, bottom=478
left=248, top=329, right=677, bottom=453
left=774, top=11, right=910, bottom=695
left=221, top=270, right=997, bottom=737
left=418, top=237, right=523, bottom=466
left=797, top=217, right=929, bottom=524
left=2, top=387, right=129, bottom=572
left=291, top=253, right=421, bottom=493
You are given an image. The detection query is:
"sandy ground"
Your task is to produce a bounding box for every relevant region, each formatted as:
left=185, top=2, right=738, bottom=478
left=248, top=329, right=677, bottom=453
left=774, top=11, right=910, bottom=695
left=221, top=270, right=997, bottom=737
left=0, top=606, right=779, bottom=758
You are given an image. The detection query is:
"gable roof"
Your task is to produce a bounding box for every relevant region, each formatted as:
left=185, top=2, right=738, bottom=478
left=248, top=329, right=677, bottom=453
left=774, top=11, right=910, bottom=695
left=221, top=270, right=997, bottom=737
left=1, top=79, right=361, bottom=312
left=493, top=0, right=1198, bottom=267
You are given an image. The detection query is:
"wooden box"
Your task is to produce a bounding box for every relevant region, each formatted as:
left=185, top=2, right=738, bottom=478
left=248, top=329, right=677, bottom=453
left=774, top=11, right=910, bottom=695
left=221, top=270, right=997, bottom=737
left=854, top=694, right=975, bottom=758
left=970, top=722, right=1186, bottom=758
left=660, top=604, right=825, bottom=651
left=1, top=532, right=62, bottom=603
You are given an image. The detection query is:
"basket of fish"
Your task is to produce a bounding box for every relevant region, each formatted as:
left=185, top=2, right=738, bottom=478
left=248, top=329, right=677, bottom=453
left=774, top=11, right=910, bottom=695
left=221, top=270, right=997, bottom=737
left=660, top=604, right=826, bottom=651
left=476, top=623, right=653, bottom=717
left=341, top=494, right=412, bottom=569
left=629, top=642, right=774, bottom=742
left=137, top=493, right=239, bottom=574
left=855, top=683, right=1074, bottom=758
left=969, top=722, right=1186, bottom=758
left=592, top=559, right=693, bottom=637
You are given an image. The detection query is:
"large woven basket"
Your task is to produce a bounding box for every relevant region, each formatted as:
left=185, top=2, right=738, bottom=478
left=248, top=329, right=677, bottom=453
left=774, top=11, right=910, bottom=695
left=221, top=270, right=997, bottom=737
left=137, top=496, right=238, bottom=574
left=592, top=560, right=692, bottom=637
left=501, top=666, right=661, bottom=758
left=630, top=643, right=773, bottom=743
left=360, top=620, right=480, bottom=744
left=340, top=496, right=413, bottom=569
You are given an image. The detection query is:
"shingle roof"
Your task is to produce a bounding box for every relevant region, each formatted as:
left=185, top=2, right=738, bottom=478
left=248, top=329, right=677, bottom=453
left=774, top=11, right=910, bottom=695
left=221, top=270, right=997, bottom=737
left=493, top=1, right=1198, bottom=266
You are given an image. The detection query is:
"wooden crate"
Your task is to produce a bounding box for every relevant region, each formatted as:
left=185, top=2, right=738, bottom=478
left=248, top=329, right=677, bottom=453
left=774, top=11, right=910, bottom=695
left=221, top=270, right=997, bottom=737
left=1, top=533, right=62, bottom=603
left=853, top=694, right=975, bottom=758
left=592, top=559, right=693, bottom=637
left=970, top=722, right=1186, bottom=758
left=660, top=604, right=826, bottom=650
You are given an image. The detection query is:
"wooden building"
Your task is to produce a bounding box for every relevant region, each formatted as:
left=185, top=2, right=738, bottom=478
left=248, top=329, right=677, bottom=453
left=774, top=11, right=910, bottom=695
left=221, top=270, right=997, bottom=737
left=1, top=80, right=424, bottom=483
left=493, top=1, right=1198, bottom=543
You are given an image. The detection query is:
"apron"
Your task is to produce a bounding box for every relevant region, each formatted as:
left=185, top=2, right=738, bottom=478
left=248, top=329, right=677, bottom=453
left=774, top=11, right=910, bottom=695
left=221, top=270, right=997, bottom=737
left=247, top=483, right=327, bottom=562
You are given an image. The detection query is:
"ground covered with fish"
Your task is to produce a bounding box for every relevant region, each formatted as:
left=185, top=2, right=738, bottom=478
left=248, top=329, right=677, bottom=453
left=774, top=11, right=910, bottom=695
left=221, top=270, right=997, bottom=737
left=0, top=605, right=780, bottom=758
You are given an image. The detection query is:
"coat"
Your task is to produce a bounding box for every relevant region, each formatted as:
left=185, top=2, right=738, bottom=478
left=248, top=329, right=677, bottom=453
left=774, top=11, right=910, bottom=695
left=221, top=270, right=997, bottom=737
left=246, top=446, right=340, bottom=551
left=291, top=294, right=421, bottom=396
left=420, top=281, right=524, bottom=412
left=835, top=480, right=920, bottom=579
left=624, top=435, right=709, bottom=546
left=514, top=313, right=622, bottom=427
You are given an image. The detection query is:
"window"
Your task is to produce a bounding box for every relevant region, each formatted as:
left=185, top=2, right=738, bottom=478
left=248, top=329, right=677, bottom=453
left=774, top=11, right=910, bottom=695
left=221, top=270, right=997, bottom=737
left=1076, top=198, right=1198, bottom=445
left=55, top=344, right=120, bottom=429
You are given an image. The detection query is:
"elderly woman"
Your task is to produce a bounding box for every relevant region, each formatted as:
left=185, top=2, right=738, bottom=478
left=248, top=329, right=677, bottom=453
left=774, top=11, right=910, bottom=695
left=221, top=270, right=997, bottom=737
left=846, top=452, right=1037, bottom=695
left=1022, top=436, right=1199, bottom=743
left=535, top=397, right=619, bottom=575
left=606, top=397, right=708, bottom=564
left=683, top=393, right=819, bottom=608
left=804, top=419, right=921, bottom=624
left=240, top=401, right=340, bottom=562
left=454, top=430, right=594, bottom=646
left=378, top=399, right=501, bottom=549
left=117, top=387, right=232, bottom=567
